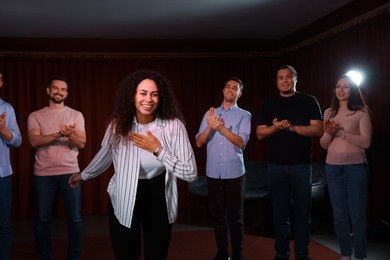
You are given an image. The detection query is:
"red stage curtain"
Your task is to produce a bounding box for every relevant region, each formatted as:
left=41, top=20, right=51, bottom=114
left=1, top=11, right=389, bottom=220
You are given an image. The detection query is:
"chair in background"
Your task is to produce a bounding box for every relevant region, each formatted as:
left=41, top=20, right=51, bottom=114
left=244, top=160, right=268, bottom=200
left=188, top=159, right=269, bottom=215
left=187, top=161, right=326, bottom=214
left=188, top=160, right=269, bottom=206
left=188, top=175, right=208, bottom=214
left=310, top=161, right=329, bottom=233
left=311, top=161, right=326, bottom=203
left=244, top=160, right=326, bottom=202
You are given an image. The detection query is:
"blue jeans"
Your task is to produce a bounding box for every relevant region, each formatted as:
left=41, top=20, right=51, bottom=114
left=34, top=174, right=83, bottom=260
left=0, top=175, right=12, bottom=260
left=326, top=163, right=369, bottom=259
left=267, top=164, right=312, bottom=259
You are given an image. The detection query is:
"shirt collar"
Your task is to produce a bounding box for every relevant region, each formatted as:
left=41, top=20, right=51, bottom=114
left=132, top=116, right=165, bottom=127
left=219, top=103, right=239, bottom=111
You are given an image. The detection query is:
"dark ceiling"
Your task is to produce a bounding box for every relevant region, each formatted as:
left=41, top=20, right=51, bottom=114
left=0, top=0, right=354, bottom=40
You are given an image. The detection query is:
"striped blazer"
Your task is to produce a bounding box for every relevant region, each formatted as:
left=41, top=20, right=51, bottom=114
left=81, top=117, right=197, bottom=228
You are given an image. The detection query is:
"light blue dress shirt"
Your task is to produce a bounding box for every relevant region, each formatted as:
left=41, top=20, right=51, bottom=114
left=0, top=99, right=22, bottom=177
left=196, top=104, right=251, bottom=179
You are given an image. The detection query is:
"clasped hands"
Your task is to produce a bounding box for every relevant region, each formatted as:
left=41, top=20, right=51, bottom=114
left=272, top=118, right=296, bottom=132
left=323, top=120, right=341, bottom=136
left=55, top=123, right=76, bottom=139
left=207, top=107, right=225, bottom=131
left=273, top=118, right=290, bottom=130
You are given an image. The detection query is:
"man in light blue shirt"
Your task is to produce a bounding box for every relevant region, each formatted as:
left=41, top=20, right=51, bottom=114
left=196, top=77, right=251, bottom=260
left=0, top=70, right=22, bottom=260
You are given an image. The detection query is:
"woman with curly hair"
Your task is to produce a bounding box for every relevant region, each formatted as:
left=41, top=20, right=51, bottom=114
left=320, top=74, right=372, bottom=260
left=69, top=69, right=197, bottom=259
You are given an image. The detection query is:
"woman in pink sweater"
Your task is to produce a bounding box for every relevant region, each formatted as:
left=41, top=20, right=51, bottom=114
left=320, top=74, right=372, bottom=260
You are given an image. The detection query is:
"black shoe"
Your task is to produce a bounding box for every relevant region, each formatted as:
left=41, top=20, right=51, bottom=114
left=273, top=256, right=288, bottom=260
left=213, top=251, right=230, bottom=260
left=212, top=255, right=230, bottom=260
left=232, top=252, right=243, bottom=260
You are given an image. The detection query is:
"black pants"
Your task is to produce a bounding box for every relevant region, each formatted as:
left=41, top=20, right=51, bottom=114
left=108, top=173, right=172, bottom=260
left=208, top=175, right=245, bottom=258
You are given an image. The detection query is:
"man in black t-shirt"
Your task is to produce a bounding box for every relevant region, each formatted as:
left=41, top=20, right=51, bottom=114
left=256, top=65, right=323, bottom=260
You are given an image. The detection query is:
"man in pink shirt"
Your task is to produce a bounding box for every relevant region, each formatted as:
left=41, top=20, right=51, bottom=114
left=28, top=76, right=86, bottom=260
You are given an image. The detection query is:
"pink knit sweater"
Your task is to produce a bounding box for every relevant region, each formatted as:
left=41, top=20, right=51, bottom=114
left=320, top=107, right=372, bottom=165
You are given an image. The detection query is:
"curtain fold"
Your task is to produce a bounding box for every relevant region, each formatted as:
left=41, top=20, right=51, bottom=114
left=1, top=13, right=389, bottom=219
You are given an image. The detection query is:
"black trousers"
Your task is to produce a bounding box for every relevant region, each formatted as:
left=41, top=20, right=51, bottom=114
left=207, top=175, right=245, bottom=258
left=108, top=173, right=172, bottom=260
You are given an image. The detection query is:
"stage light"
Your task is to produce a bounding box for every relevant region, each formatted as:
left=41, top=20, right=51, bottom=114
left=346, top=70, right=363, bottom=86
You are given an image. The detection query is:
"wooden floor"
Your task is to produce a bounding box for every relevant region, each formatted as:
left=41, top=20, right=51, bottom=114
left=11, top=196, right=390, bottom=259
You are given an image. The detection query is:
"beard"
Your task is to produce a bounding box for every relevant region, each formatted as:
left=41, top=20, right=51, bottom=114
left=49, top=94, right=65, bottom=104
left=280, top=89, right=295, bottom=96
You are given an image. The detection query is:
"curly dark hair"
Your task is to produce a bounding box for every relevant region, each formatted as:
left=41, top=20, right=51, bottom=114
left=110, top=69, right=184, bottom=144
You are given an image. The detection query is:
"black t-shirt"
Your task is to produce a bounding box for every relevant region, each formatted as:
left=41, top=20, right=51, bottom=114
left=258, top=92, right=322, bottom=164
